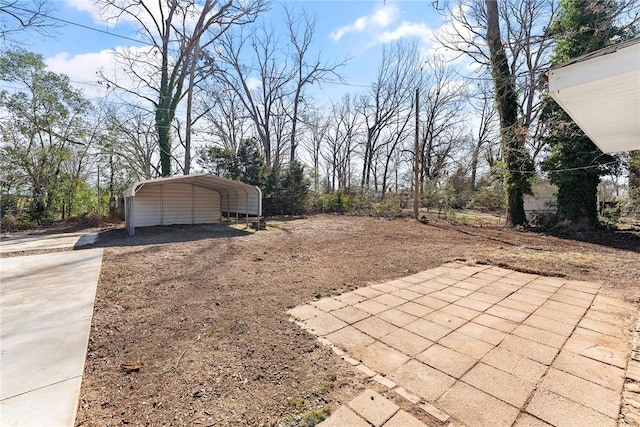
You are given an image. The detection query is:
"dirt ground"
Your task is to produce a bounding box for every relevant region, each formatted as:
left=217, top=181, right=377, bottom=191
left=52, top=214, right=639, bottom=426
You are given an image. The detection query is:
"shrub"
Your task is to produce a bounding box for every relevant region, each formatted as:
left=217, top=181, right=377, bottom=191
left=372, top=194, right=403, bottom=217
left=312, top=190, right=355, bottom=213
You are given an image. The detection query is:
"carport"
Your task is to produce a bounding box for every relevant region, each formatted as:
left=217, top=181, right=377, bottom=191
left=548, top=37, right=640, bottom=153
left=124, top=174, right=262, bottom=236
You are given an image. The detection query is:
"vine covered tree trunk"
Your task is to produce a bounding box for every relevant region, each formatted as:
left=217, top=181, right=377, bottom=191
left=627, top=150, right=640, bottom=218
left=541, top=0, right=627, bottom=227
left=484, top=0, right=532, bottom=226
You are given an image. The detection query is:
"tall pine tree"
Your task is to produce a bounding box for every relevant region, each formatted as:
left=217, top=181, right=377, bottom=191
left=542, top=0, right=628, bottom=228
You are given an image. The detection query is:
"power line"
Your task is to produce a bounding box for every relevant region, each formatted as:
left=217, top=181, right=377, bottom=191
left=0, top=2, right=150, bottom=46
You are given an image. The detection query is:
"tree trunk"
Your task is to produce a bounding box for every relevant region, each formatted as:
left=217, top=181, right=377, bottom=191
left=629, top=150, right=640, bottom=218
left=157, top=43, right=173, bottom=177
left=485, top=0, right=530, bottom=226
left=184, top=44, right=200, bottom=175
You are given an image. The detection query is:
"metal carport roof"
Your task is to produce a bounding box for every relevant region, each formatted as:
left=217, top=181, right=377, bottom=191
left=548, top=37, right=640, bottom=153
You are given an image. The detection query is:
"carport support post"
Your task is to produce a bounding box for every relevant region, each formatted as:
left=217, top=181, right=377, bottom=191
left=245, top=192, right=249, bottom=228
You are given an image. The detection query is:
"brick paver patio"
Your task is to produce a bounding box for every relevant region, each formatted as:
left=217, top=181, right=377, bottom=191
left=288, top=262, right=640, bottom=427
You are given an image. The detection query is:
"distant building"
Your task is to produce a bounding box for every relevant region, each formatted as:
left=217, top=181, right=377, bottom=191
left=523, top=181, right=558, bottom=226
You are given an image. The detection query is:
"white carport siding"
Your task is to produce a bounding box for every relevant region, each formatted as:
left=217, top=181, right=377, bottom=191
left=124, top=175, right=261, bottom=236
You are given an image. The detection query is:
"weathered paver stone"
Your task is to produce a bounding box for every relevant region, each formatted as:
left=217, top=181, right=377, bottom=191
left=498, top=298, right=539, bottom=314
left=439, top=330, right=494, bottom=359
left=426, top=310, right=467, bottom=329
left=454, top=297, right=493, bottom=312
left=348, top=389, right=398, bottom=427
left=405, top=318, right=452, bottom=341
left=499, top=334, right=559, bottom=365
left=482, top=347, right=547, bottom=384
left=468, top=291, right=504, bottom=304
left=512, top=324, right=567, bottom=349
left=474, top=313, right=518, bottom=333
left=390, top=359, right=455, bottom=401
left=457, top=321, right=507, bottom=345
left=540, top=368, right=621, bottom=418
left=335, top=291, right=367, bottom=305
left=373, top=293, right=407, bottom=308
left=553, top=350, right=625, bottom=391
left=523, top=314, right=576, bottom=336
left=312, top=297, right=347, bottom=312
left=526, top=389, right=616, bottom=427
left=416, top=344, right=476, bottom=378
left=358, top=341, right=410, bottom=374
left=396, top=301, right=434, bottom=317
left=303, top=312, right=347, bottom=336
left=579, top=316, right=629, bottom=338
left=383, top=410, right=427, bottom=427
left=381, top=328, right=432, bottom=356
left=287, top=304, right=323, bottom=321
left=563, top=327, right=629, bottom=368
left=513, top=413, right=553, bottom=426
left=462, top=363, right=535, bottom=407
left=439, top=303, right=480, bottom=321
left=325, top=326, right=376, bottom=356
left=377, top=308, right=418, bottom=327
left=486, top=304, right=530, bottom=323
left=319, top=406, right=369, bottom=427
left=414, top=295, right=449, bottom=310
left=390, top=288, right=423, bottom=301
left=437, top=382, right=519, bottom=427
left=353, top=317, right=398, bottom=339
left=331, top=306, right=371, bottom=324
left=354, top=299, right=390, bottom=315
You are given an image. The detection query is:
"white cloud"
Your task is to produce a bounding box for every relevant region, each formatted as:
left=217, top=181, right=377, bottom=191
left=64, top=0, right=105, bottom=23
left=246, top=77, right=262, bottom=91
left=377, top=21, right=433, bottom=45
left=45, top=46, right=157, bottom=100
left=65, top=0, right=205, bottom=35
left=330, top=4, right=399, bottom=42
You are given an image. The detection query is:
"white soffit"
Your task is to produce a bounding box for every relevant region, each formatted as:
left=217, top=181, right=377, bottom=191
left=549, top=38, right=640, bottom=153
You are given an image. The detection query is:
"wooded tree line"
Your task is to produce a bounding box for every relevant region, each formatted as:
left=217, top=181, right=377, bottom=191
left=1, top=0, right=639, bottom=228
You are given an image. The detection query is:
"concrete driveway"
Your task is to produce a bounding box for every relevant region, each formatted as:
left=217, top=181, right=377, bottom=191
left=0, top=232, right=98, bottom=254
left=0, top=248, right=103, bottom=426
left=290, top=262, right=640, bottom=427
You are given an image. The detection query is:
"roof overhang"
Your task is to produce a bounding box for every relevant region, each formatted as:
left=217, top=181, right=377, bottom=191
left=124, top=174, right=261, bottom=199
left=548, top=38, right=640, bottom=153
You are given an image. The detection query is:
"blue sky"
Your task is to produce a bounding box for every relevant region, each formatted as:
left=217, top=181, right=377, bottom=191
left=6, top=0, right=450, bottom=104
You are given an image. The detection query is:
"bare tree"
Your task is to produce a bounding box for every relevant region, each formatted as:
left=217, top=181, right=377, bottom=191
left=95, top=0, right=265, bottom=176
left=104, top=105, right=159, bottom=180
left=199, top=84, right=248, bottom=152
left=284, top=7, right=347, bottom=162
left=0, top=0, right=56, bottom=41
left=417, top=56, right=468, bottom=192
left=209, top=24, right=293, bottom=168
left=467, top=80, right=498, bottom=189
left=359, top=41, right=419, bottom=191
left=323, top=94, right=362, bottom=191
left=300, top=112, right=328, bottom=192
left=434, top=0, right=535, bottom=225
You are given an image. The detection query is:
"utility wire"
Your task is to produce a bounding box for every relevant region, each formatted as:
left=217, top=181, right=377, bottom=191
left=0, top=2, right=150, bottom=46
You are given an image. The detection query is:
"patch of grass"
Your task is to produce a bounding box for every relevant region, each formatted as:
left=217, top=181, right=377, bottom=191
left=300, top=407, right=330, bottom=427
left=311, top=382, right=334, bottom=397
left=287, top=397, right=306, bottom=410
left=115, top=285, right=127, bottom=293
left=312, top=372, right=336, bottom=397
